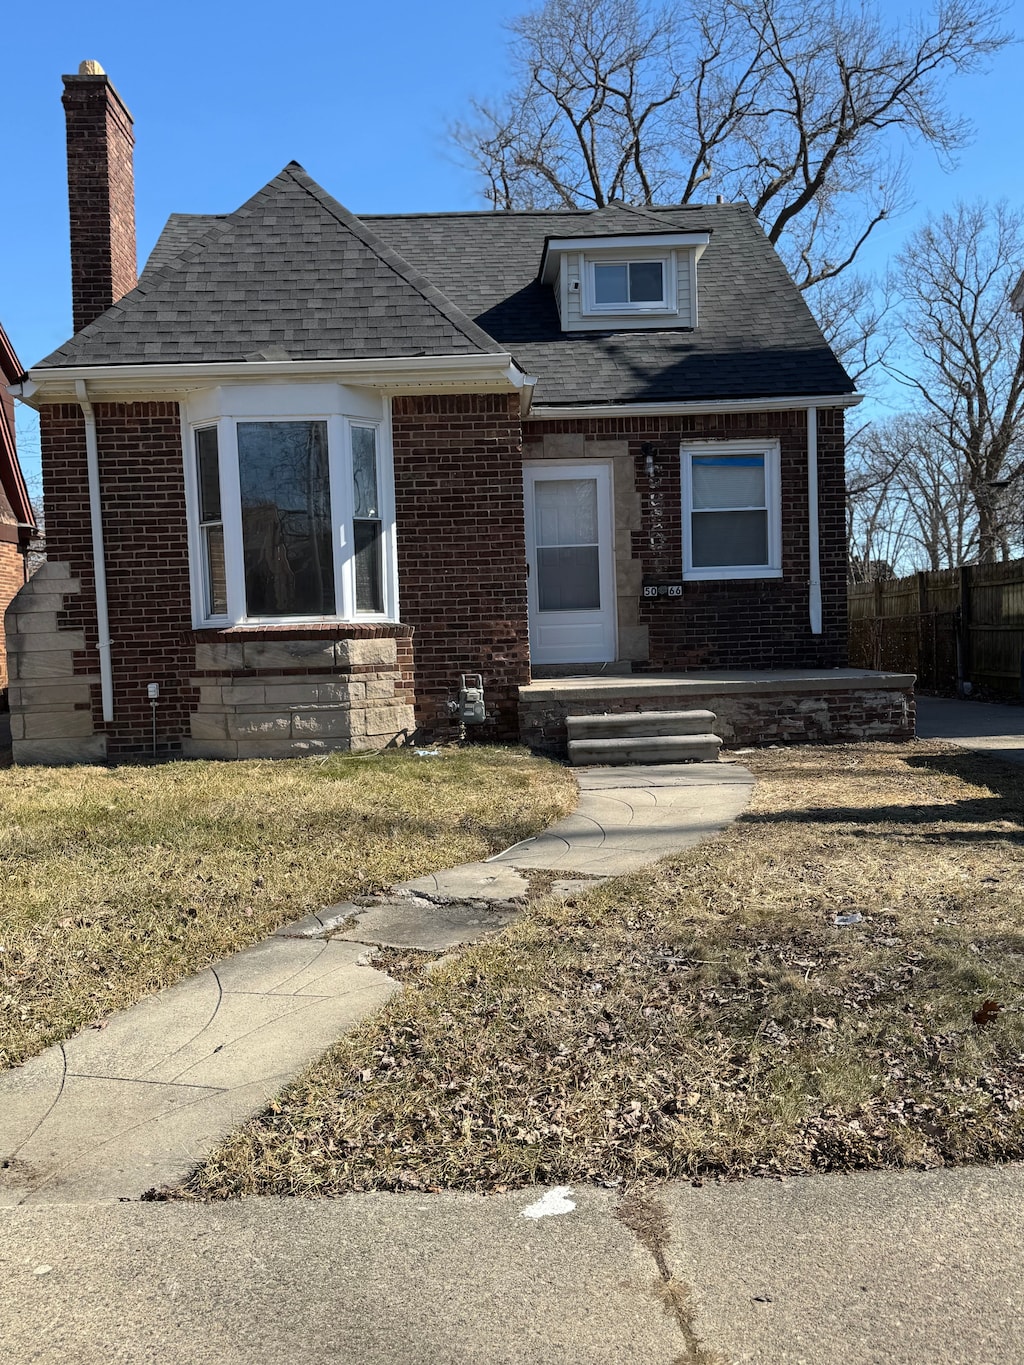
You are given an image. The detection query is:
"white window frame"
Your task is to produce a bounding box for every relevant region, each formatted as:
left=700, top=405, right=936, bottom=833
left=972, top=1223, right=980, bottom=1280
left=183, top=393, right=398, bottom=628
left=582, top=252, right=676, bottom=315
left=680, top=439, right=783, bottom=581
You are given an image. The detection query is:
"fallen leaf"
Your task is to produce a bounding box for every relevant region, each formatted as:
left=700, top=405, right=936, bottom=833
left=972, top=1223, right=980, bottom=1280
left=973, top=1000, right=1002, bottom=1029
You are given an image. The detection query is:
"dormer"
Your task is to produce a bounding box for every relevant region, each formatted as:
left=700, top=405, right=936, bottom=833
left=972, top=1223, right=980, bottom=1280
left=540, top=230, right=711, bottom=332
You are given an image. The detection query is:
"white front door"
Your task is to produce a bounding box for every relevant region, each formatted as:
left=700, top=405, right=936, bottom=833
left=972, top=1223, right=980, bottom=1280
left=525, top=462, right=617, bottom=665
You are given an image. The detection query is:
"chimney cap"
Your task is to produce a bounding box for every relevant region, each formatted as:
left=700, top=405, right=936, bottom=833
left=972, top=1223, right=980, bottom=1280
left=78, top=60, right=106, bottom=75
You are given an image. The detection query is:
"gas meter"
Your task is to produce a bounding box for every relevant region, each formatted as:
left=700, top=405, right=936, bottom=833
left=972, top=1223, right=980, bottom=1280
left=458, top=673, right=486, bottom=725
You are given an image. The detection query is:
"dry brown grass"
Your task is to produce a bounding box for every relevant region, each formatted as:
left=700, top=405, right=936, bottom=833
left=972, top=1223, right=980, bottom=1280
left=0, top=747, right=576, bottom=1068
left=181, top=741, right=1024, bottom=1198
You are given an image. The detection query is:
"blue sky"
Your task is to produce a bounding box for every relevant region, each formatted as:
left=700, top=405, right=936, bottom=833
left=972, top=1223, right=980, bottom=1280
left=3, top=0, right=1022, bottom=489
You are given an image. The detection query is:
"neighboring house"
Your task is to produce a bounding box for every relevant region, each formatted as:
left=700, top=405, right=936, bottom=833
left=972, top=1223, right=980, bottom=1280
left=4, top=64, right=913, bottom=763
left=0, top=323, right=37, bottom=699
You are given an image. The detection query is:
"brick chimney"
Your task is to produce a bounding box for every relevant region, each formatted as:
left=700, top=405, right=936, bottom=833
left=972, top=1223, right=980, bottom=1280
left=62, top=61, right=138, bottom=335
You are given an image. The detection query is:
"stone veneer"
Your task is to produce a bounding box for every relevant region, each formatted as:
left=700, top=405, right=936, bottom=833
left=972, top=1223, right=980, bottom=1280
left=4, top=561, right=106, bottom=764
left=519, top=671, right=916, bottom=756
left=185, top=630, right=416, bottom=760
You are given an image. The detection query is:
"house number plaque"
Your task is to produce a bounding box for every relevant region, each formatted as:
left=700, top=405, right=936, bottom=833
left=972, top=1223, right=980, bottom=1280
left=642, top=584, right=683, bottom=599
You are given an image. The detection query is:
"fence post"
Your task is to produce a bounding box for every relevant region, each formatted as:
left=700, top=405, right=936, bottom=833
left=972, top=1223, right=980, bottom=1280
left=873, top=579, right=884, bottom=670
left=916, top=571, right=927, bottom=687
left=957, top=565, right=973, bottom=695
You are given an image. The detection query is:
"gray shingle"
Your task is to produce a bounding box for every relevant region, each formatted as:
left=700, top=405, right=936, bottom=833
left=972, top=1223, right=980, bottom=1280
left=36, top=168, right=853, bottom=406
left=39, top=166, right=502, bottom=368
left=365, top=201, right=853, bottom=404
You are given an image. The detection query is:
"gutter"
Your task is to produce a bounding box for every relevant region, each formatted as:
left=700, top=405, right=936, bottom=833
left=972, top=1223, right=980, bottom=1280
left=13, top=353, right=532, bottom=408
left=75, top=379, right=114, bottom=723
left=807, top=406, right=822, bottom=636
left=530, top=393, right=863, bottom=420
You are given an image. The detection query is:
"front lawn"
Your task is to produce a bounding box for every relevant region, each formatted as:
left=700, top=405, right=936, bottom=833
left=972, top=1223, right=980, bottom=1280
left=0, top=747, right=576, bottom=1068
left=182, top=741, right=1024, bottom=1197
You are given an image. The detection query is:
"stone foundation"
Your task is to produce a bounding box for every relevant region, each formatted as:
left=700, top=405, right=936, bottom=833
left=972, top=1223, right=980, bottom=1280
left=519, top=670, right=916, bottom=757
left=185, top=628, right=416, bottom=759
left=4, top=561, right=106, bottom=764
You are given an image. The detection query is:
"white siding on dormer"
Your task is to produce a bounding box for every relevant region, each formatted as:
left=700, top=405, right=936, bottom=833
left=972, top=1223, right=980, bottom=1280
left=565, top=252, right=583, bottom=325
left=674, top=249, right=694, bottom=325
left=556, top=246, right=697, bottom=333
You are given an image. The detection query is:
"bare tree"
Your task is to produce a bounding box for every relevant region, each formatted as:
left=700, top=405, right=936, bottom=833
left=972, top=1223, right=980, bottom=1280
left=846, top=430, right=915, bottom=580
left=888, top=200, right=1024, bottom=563
left=849, top=413, right=978, bottom=574
left=454, top=0, right=1009, bottom=308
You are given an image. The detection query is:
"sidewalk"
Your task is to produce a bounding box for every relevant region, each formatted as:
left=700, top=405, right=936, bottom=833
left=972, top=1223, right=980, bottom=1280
left=2, top=1163, right=1022, bottom=1363
left=916, top=694, right=1024, bottom=766
left=5, top=743, right=1024, bottom=1360
left=0, top=761, right=753, bottom=1206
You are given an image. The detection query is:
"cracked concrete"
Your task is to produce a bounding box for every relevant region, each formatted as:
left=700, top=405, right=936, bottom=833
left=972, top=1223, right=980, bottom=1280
left=331, top=893, right=523, bottom=952
left=5, top=1168, right=1024, bottom=1362
left=0, top=759, right=752, bottom=1205
left=0, top=940, right=398, bottom=1205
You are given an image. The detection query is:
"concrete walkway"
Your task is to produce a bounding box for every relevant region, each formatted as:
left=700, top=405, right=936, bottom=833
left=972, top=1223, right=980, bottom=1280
left=2, top=1163, right=1023, bottom=1363
left=916, top=694, right=1024, bottom=766
left=0, top=761, right=753, bottom=1206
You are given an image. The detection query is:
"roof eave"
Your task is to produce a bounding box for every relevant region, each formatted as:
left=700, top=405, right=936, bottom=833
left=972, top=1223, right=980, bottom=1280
left=539, top=230, right=712, bottom=284
left=14, top=353, right=533, bottom=409
left=528, top=393, right=863, bottom=419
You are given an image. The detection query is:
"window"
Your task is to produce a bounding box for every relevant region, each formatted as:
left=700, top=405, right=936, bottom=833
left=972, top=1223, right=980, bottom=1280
left=351, top=424, right=384, bottom=614
left=594, top=261, right=664, bottom=306
left=195, top=426, right=227, bottom=617
left=681, top=441, right=782, bottom=580
left=238, top=420, right=334, bottom=617
left=584, top=255, right=672, bottom=313
left=187, top=397, right=395, bottom=625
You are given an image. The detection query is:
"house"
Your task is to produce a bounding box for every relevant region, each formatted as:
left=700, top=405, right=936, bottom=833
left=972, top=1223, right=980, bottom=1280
left=0, top=323, right=37, bottom=699
left=4, top=64, right=914, bottom=764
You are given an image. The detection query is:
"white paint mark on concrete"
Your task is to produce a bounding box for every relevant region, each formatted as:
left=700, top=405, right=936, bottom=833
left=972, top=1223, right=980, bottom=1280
left=521, top=1186, right=576, bottom=1219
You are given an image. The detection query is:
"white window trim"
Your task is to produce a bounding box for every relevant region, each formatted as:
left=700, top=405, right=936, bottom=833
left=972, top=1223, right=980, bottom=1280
left=581, top=252, right=676, bottom=316
left=680, top=438, right=783, bottom=581
left=183, top=398, right=398, bottom=628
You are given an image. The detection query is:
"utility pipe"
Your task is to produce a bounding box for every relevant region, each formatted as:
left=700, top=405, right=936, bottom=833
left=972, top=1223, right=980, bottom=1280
left=75, top=379, right=114, bottom=722
left=807, top=406, right=822, bottom=636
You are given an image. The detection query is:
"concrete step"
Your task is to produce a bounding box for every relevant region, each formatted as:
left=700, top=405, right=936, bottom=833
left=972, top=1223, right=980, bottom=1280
left=566, top=709, right=717, bottom=740
left=567, top=733, right=723, bottom=766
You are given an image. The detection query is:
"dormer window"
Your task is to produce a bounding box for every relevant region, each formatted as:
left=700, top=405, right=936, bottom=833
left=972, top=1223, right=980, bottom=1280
left=540, top=229, right=710, bottom=333
left=590, top=259, right=668, bottom=311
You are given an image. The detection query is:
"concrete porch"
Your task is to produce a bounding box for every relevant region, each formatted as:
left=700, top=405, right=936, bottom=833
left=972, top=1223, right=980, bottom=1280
left=518, top=668, right=916, bottom=757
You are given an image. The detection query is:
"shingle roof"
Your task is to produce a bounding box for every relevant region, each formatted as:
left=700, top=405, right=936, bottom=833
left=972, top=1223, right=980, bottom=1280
left=365, top=202, right=853, bottom=404
left=37, top=165, right=854, bottom=405
left=38, top=165, right=503, bottom=368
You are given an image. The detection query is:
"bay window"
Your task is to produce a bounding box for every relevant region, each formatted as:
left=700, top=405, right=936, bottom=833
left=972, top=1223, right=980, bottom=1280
left=681, top=440, right=782, bottom=580
left=187, top=388, right=395, bottom=625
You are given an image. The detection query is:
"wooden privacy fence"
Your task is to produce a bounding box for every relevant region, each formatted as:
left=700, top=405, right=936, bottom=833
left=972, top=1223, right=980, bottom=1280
left=849, top=561, right=1024, bottom=698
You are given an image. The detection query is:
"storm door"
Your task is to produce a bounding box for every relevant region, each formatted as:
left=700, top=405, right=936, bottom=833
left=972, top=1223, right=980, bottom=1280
left=524, top=463, right=616, bottom=665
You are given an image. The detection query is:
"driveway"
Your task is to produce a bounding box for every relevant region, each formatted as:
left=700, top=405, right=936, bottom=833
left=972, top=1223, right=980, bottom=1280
left=915, top=694, right=1024, bottom=766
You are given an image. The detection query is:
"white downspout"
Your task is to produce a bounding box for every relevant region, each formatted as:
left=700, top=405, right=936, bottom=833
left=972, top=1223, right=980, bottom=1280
left=807, top=406, right=822, bottom=636
left=75, top=379, right=114, bottom=722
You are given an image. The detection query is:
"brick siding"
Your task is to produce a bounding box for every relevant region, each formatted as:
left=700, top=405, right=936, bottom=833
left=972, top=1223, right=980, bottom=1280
left=32, top=392, right=530, bottom=756
left=0, top=537, right=25, bottom=693
left=40, top=401, right=196, bottom=758
left=25, top=395, right=847, bottom=760
left=62, top=72, right=137, bottom=335
left=523, top=408, right=848, bottom=672
left=391, top=392, right=530, bottom=741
